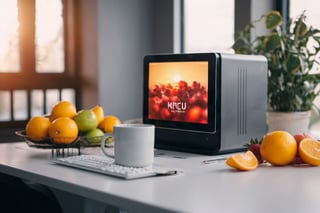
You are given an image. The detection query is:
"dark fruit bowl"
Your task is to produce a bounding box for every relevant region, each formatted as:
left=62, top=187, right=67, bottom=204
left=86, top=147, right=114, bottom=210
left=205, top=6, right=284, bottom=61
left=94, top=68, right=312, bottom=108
left=15, top=130, right=114, bottom=148
left=78, top=135, right=102, bottom=147
left=79, top=135, right=114, bottom=147
left=15, top=130, right=80, bottom=149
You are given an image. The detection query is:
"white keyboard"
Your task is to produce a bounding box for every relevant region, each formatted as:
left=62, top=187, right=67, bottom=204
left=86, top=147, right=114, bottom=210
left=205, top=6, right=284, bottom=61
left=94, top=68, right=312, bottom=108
left=53, top=154, right=179, bottom=179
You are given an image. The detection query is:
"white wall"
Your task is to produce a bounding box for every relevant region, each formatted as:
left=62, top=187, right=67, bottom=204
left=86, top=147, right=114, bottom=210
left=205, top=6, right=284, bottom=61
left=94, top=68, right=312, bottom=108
left=98, top=0, right=173, bottom=121
left=98, top=0, right=153, bottom=121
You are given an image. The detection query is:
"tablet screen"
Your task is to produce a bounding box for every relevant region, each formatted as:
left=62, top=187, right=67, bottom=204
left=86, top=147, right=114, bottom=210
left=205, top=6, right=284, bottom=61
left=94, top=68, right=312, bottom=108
left=148, top=61, right=208, bottom=124
left=143, top=53, right=217, bottom=133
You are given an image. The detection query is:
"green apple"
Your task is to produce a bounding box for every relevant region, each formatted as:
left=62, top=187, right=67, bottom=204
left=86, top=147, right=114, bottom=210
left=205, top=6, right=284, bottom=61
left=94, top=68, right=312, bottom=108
left=74, top=109, right=98, bottom=132
left=85, top=128, right=104, bottom=144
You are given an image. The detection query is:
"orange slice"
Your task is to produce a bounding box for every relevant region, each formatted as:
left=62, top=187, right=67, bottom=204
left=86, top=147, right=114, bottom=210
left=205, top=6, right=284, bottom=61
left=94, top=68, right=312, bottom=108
left=299, top=138, right=320, bottom=166
left=226, top=151, right=258, bottom=171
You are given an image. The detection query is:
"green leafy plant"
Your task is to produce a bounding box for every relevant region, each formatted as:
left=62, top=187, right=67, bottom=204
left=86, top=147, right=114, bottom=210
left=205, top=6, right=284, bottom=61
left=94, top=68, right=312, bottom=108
left=233, top=11, right=320, bottom=112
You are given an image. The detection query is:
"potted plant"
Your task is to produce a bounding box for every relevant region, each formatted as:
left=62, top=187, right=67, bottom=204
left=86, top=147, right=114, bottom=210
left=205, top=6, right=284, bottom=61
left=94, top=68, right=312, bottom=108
left=233, top=10, right=320, bottom=134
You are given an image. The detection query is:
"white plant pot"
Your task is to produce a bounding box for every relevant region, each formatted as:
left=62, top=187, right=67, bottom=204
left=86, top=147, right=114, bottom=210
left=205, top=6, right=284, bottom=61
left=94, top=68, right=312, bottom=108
left=267, top=111, right=311, bottom=135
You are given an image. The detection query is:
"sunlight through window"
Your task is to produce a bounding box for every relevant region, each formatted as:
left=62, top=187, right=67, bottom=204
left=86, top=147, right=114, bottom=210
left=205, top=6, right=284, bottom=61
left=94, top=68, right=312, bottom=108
left=0, top=0, right=19, bottom=72
left=184, top=0, right=234, bottom=53
left=35, top=0, right=65, bottom=73
left=0, top=0, right=74, bottom=123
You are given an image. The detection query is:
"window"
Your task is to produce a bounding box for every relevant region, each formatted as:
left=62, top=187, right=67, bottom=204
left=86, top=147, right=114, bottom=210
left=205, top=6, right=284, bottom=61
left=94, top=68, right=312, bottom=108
left=183, top=0, right=235, bottom=53
left=35, top=0, right=65, bottom=73
left=290, top=0, right=320, bottom=29
left=290, top=0, right=320, bottom=74
left=0, top=0, right=79, bottom=128
left=0, top=0, right=19, bottom=72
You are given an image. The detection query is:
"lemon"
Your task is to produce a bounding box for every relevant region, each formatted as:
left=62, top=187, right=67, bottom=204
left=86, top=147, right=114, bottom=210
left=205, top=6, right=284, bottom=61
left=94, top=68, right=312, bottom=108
left=98, top=115, right=121, bottom=133
left=91, top=105, right=104, bottom=125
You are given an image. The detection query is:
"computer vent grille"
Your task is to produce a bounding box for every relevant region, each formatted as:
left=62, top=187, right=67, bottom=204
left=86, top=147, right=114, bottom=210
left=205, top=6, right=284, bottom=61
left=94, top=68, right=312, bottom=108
left=237, top=69, right=247, bottom=135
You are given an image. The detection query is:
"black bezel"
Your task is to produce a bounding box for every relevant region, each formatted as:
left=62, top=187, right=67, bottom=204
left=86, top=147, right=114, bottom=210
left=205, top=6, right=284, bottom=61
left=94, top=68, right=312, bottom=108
left=143, top=53, right=217, bottom=133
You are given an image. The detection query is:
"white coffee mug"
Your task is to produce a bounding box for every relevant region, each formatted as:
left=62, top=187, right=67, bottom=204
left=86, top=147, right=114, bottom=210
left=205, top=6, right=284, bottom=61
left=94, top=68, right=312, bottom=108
left=100, top=124, right=155, bottom=167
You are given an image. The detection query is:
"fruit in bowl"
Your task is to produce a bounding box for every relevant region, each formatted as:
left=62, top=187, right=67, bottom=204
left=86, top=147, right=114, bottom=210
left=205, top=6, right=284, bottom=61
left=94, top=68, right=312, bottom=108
left=50, top=100, right=77, bottom=122
left=49, top=117, right=79, bottom=144
left=21, top=100, right=122, bottom=148
left=84, top=128, right=104, bottom=144
left=74, top=109, right=98, bottom=133
left=91, top=105, right=104, bottom=125
left=25, top=116, right=51, bottom=142
left=98, top=115, right=121, bottom=133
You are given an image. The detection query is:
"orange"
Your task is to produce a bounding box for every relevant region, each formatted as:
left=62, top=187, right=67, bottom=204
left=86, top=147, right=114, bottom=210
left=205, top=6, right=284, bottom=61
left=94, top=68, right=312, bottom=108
left=226, top=151, right=258, bottom=171
left=98, top=115, right=121, bottom=133
left=25, top=116, right=51, bottom=142
left=49, top=117, right=78, bottom=144
left=299, top=138, right=320, bottom=166
left=50, top=100, right=77, bottom=122
left=91, top=105, right=104, bottom=125
left=260, top=130, right=297, bottom=166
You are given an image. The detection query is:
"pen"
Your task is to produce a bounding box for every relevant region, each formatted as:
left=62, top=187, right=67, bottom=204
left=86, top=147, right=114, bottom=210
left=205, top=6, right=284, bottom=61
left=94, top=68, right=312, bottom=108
left=202, top=157, right=228, bottom=164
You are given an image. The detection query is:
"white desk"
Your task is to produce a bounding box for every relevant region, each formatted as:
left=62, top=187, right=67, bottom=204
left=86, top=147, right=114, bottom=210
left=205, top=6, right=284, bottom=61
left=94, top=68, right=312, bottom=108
left=1, top=142, right=320, bottom=213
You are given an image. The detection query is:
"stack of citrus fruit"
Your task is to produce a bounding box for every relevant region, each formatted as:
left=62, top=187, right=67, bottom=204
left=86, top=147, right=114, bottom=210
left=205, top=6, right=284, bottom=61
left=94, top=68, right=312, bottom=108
left=25, top=100, right=79, bottom=144
left=226, top=130, right=320, bottom=171
left=25, top=100, right=121, bottom=145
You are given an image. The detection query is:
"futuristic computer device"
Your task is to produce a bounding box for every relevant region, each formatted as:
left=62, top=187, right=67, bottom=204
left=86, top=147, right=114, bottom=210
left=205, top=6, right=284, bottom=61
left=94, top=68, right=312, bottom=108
left=143, top=53, right=267, bottom=155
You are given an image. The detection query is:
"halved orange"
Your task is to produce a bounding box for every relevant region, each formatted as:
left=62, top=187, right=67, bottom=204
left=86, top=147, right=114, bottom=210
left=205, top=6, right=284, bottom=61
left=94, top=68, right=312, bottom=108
left=226, top=151, right=258, bottom=171
left=299, top=138, right=320, bottom=166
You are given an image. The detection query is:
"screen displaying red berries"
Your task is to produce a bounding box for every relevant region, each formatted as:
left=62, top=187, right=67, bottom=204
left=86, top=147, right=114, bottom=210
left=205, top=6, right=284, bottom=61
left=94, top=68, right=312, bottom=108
left=148, top=61, right=208, bottom=124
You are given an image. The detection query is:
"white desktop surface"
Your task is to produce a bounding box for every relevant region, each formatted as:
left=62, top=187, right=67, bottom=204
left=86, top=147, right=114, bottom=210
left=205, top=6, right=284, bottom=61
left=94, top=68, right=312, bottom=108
left=1, top=142, right=320, bottom=213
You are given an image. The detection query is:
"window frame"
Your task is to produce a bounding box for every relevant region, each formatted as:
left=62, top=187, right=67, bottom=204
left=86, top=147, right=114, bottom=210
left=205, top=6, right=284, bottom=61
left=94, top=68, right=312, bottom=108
left=0, top=0, right=78, bottom=90
left=180, top=0, right=252, bottom=53
left=0, top=0, right=98, bottom=129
